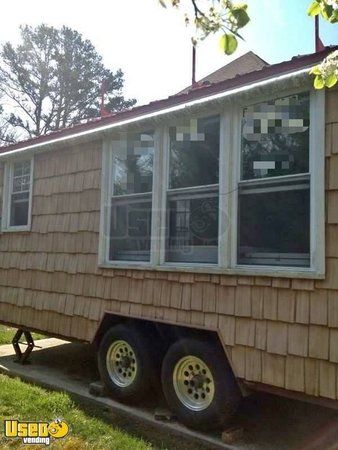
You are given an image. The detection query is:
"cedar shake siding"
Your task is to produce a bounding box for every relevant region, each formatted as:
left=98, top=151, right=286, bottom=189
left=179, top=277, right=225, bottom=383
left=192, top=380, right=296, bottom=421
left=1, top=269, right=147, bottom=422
left=0, top=82, right=337, bottom=402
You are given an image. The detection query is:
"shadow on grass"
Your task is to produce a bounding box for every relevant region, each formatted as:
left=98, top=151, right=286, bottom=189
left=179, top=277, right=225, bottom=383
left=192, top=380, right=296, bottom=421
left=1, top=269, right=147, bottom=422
left=2, top=341, right=337, bottom=450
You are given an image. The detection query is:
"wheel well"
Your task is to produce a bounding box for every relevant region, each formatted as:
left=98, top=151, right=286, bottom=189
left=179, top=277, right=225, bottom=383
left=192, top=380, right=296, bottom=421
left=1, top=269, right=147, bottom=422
left=92, top=314, right=222, bottom=356
left=93, top=313, right=246, bottom=396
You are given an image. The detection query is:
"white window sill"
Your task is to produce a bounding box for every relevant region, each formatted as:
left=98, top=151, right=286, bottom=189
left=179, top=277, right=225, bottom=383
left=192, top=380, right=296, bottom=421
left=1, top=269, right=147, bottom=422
left=98, top=261, right=325, bottom=280
left=1, top=225, right=31, bottom=233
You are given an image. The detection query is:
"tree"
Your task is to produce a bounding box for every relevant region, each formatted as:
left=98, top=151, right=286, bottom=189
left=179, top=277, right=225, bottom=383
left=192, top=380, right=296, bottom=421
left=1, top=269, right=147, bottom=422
left=0, top=25, right=136, bottom=140
left=159, top=0, right=338, bottom=88
left=0, top=96, right=15, bottom=145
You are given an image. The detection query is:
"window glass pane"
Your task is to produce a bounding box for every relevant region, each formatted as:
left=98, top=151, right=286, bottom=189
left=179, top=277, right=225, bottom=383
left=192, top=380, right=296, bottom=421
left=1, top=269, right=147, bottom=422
left=14, top=160, right=30, bottom=177
left=166, top=188, right=218, bottom=263
left=112, top=131, right=154, bottom=195
left=12, top=160, right=31, bottom=193
left=10, top=192, right=29, bottom=226
left=13, top=175, right=30, bottom=193
left=109, top=131, right=154, bottom=262
left=238, top=178, right=310, bottom=267
left=241, top=93, right=309, bottom=180
left=9, top=160, right=31, bottom=227
left=169, top=115, right=220, bottom=189
left=109, top=195, right=152, bottom=261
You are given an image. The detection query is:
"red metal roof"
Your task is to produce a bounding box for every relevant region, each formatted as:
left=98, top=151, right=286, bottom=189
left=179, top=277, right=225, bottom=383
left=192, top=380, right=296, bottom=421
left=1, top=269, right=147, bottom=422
left=1, top=46, right=336, bottom=155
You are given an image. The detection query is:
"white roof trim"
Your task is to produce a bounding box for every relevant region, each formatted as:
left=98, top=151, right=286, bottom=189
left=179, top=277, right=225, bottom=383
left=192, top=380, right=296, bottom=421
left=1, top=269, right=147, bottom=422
left=0, top=67, right=310, bottom=159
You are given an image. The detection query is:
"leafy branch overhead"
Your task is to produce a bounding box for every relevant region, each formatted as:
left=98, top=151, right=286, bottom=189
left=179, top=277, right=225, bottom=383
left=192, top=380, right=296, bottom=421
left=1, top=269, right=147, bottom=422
left=310, top=50, right=338, bottom=88
left=159, top=0, right=250, bottom=55
left=159, top=0, right=338, bottom=90
left=308, top=0, right=338, bottom=22
left=308, top=0, right=338, bottom=88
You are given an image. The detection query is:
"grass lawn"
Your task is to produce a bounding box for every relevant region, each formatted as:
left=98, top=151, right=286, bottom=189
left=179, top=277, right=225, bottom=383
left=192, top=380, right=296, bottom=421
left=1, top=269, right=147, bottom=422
left=0, top=325, right=45, bottom=346
left=0, top=374, right=153, bottom=450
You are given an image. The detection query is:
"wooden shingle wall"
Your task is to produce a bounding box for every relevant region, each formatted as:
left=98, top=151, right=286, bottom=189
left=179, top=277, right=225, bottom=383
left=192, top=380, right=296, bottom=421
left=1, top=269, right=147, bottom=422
left=0, top=141, right=102, bottom=341
left=0, top=87, right=337, bottom=402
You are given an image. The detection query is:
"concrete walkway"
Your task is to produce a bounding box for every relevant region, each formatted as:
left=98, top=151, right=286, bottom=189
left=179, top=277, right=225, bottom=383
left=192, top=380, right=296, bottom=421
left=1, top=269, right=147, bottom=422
left=0, top=338, right=337, bottom=450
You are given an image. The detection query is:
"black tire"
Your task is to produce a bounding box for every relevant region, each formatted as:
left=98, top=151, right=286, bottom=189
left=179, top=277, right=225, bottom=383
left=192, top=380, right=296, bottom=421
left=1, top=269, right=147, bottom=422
left=98, top=324, right=158, bottom=403
left=161, top=337, right=241, bottom=430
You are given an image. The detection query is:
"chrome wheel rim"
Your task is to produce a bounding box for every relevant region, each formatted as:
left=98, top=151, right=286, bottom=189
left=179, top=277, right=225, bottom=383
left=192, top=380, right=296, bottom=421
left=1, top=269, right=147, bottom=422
left=106, top=340, right=137, bottom=387
left=173, top=355, right=215, bottom=411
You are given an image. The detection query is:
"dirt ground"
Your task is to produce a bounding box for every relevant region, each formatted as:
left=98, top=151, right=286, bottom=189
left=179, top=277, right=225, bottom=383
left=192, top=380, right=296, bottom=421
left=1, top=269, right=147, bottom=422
left=1, top=339, right=338, bottom=450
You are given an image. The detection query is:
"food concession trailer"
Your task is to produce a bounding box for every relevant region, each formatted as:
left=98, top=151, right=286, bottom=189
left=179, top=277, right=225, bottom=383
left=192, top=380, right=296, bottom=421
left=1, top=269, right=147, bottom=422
left=0, top=47, right=337, bottom=430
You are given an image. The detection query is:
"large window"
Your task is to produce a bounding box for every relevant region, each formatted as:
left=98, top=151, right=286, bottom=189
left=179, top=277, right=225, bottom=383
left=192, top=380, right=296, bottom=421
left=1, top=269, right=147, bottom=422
left=165, top=116, right=220, bottom=264
left=100, top=89, right=324, bottom=275
left=238, top=93, right=311, bottom=267
left=2, top=159, right=33, bottom=231
left=109, top=131, right=154, bottom=262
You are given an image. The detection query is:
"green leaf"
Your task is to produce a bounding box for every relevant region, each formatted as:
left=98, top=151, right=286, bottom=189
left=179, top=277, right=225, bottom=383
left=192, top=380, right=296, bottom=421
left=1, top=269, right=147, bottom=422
left=314, top=75, right=325, bottom=89
left=307, top=1, right=320, bottom=16
left=229, top=3, right=248, bottom=12
left=309, top=65, right=322, bottom=75
left=231, top=8, right=250, bottom=28
left=219, top=33, right=238, bottom=55
left=232, top=2, right=248, bottom=10
left=329, top=10, right=338, bottom=23
left=325, top=73, right=338, bottom=88
left=321, top=4, right=332, bottom=20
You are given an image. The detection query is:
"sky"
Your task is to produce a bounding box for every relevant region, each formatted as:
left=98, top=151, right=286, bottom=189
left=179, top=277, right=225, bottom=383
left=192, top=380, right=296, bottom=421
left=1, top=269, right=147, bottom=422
left=0, top=0, right=337, bottom=105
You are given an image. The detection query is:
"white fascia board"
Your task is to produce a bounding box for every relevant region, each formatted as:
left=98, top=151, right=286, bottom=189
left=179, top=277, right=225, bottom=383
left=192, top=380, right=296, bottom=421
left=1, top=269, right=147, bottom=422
left=0, top=67, right=310, bottom=160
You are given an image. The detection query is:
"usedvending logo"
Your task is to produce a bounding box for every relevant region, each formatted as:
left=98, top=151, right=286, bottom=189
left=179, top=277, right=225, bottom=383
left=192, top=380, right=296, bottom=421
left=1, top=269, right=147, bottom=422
left=4, top=418, right=69, bottom=445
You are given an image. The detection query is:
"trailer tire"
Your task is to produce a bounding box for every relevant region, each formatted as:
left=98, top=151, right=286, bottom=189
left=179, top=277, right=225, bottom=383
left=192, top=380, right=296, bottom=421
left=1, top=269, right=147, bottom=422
left=98, top=324, right=157, bottom=403
left=161, top=337, right=241, bottom=430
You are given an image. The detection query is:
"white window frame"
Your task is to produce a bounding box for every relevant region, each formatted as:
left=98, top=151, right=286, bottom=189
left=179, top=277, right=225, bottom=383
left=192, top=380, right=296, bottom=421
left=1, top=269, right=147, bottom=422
left=99, top=87, right=325, bottom=279
left=99, top=132, right=158, bottom=268
left=2, top=157, right=34, bottom=232
left=230, top=88, right=325, bottom=278
left=161, top=115, right=221, bottom=266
